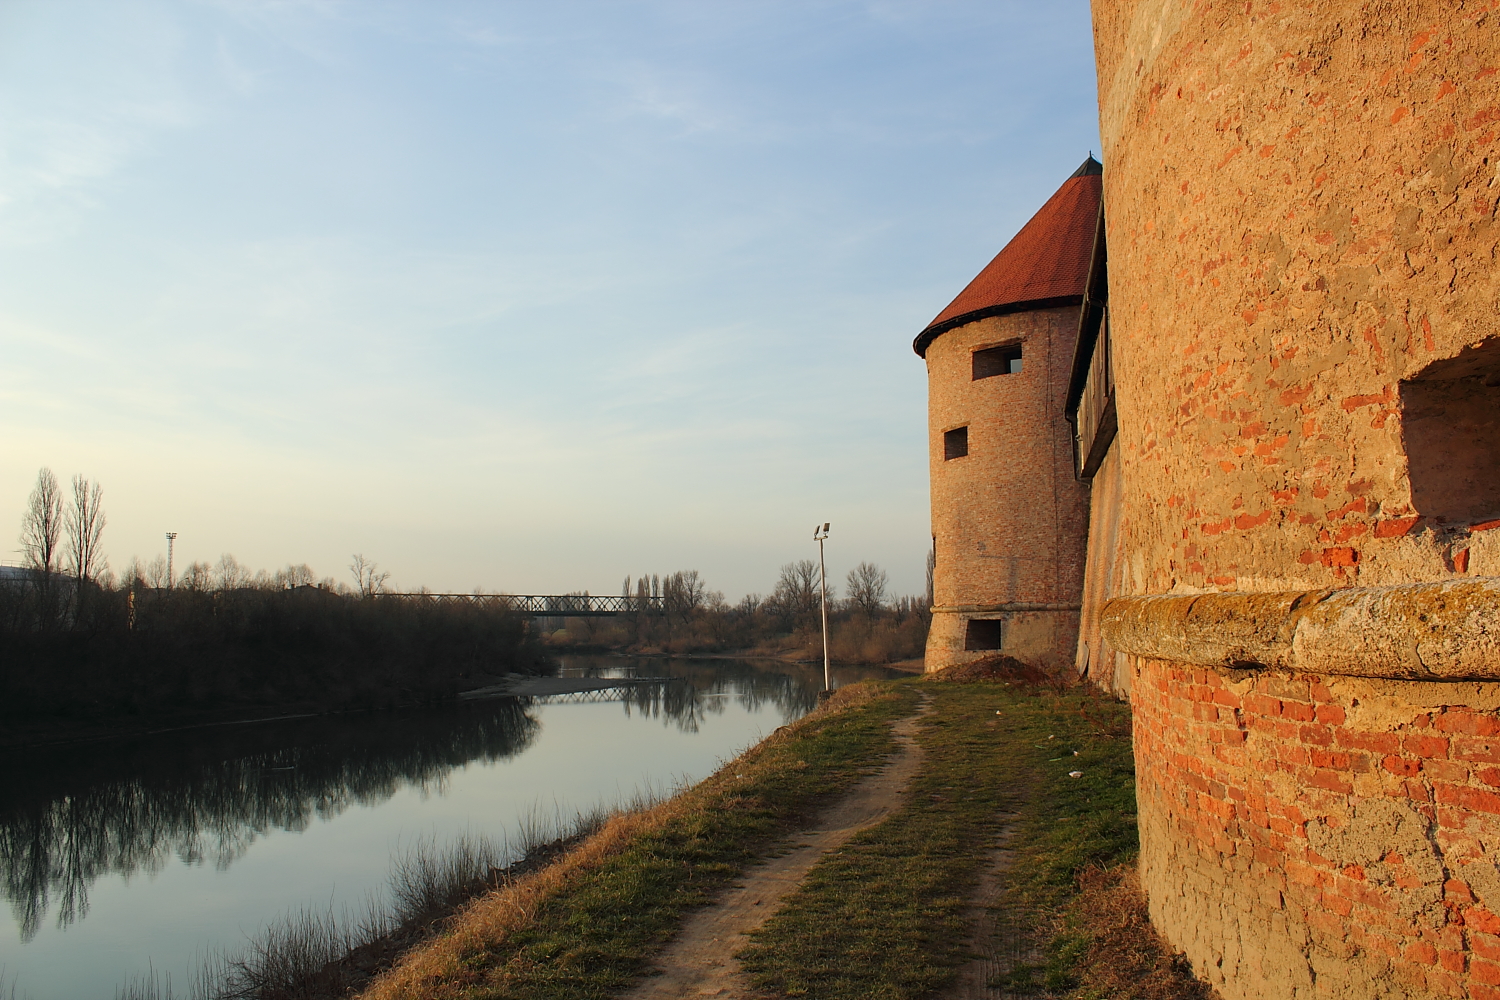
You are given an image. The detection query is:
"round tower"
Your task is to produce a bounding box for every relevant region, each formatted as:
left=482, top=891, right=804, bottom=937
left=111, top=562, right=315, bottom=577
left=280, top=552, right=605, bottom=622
left=916, top=159, right=1101, bottom=675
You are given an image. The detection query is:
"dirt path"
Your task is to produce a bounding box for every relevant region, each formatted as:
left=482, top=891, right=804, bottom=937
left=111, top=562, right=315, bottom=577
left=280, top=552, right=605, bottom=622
left=620, top=696, right=932, bottom=1000
left=944, top=816, right=1041, bottom=1000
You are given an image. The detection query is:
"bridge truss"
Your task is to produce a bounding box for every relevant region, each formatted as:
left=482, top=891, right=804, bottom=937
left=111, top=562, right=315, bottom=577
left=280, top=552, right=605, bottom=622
left=380, top=593, right=663, bottom=616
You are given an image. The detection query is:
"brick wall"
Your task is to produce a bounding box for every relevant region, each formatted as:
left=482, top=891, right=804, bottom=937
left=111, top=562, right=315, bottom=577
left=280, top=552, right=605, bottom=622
left=1084, top=3, right=1500, bottom=994
left=1135, top=657, right=1500, bottom=999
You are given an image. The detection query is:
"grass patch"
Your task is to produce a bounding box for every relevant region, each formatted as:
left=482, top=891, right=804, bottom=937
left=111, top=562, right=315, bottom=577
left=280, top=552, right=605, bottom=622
left=738, top=679, right=1139, bottom=999
left=360, top=682, right=916, bottom=1000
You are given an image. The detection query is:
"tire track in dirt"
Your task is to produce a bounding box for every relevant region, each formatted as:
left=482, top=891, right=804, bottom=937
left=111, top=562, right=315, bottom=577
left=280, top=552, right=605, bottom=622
left=620, top=695, right=933, bottom=1000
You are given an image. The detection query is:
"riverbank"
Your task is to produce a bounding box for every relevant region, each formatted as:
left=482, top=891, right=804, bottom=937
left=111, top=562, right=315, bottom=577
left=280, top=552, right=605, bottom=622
left=350, top=672, right=1214, bottom=1000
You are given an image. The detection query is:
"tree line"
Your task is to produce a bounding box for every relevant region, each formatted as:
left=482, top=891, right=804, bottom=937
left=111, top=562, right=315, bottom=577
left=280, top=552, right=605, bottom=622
left=543, top=560, right=930, bottom=664
left=2, top=468, right=545, bottom=734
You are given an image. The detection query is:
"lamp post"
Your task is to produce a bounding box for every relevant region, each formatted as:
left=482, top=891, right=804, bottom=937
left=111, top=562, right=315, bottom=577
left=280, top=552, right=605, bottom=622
left=814, top=522, right=830, bottom=692
left=165, top=532, right=177, bottom=589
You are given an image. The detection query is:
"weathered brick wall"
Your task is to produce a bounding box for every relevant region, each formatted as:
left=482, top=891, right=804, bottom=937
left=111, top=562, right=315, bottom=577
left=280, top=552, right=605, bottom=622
left=1135, top=657, right=1500, bottom=999
left=1086, top=2, right=1500, bottom=994
left=925, top=306, right=1091, bottom=673
left=1092, top=0, right=1500, bottom=591
left=1076, top=444, right=1129, bottom=694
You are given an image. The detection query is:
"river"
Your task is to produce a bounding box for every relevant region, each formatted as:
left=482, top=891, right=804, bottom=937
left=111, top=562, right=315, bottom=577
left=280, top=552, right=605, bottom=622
left=0, top=655, right=899, bottom=1000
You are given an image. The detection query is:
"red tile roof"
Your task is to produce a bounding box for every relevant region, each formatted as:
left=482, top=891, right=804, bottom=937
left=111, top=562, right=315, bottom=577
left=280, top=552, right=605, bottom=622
left=914, top=158, right=1102, bottom=357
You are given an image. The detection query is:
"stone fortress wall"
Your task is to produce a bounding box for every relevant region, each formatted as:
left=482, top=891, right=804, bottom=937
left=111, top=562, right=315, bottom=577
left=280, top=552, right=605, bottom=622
left=1083, top=2, right=1500, bottom=997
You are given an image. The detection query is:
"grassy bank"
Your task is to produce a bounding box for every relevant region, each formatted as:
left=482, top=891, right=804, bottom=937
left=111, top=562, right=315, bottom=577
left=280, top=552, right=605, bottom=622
left=359, top=682, right=915, bottom=999
left=346, top=676, right=1207, bottom=1000
left=736, top=677, right=1132, bottom=997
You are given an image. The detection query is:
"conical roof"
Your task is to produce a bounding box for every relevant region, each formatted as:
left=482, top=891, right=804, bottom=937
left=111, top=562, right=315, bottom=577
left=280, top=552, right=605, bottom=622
left=914, top=157, right=1102, bottom=357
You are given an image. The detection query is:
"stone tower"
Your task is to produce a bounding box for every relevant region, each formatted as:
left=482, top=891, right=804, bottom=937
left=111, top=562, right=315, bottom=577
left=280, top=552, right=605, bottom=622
left=916, top=159, right=1101, bottom=674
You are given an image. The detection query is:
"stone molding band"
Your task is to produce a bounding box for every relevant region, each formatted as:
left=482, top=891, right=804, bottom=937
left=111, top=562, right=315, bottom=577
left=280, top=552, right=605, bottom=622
left=931, top=602, right=1082, bottom=614
left=1100, top=578, right=1500, bottom=680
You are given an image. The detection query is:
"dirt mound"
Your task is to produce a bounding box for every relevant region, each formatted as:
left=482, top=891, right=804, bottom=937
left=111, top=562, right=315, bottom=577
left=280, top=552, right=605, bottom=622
left=927, top=655, right=1052, bottom=684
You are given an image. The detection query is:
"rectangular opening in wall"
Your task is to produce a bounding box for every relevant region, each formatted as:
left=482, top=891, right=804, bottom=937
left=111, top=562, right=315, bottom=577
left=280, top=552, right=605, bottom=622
left=964, top=618, right=1003, bottom=650
left=973, top=344, right=1023, bottom=379
left=1400, top=336, right=1500, bottom=525
left=943, top=426, right=968, bottom=460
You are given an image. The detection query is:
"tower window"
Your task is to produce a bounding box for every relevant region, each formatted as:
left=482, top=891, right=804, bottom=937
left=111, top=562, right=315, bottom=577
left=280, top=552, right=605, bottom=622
left=944, top=426, right=969, bottom=460
left=965, top=618, right=1003, bottom=650
left=973, top=344, right=1023, bottom=379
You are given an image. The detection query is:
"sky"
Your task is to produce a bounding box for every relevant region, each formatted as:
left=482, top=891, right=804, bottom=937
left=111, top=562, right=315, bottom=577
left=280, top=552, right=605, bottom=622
left=0, top=0, right=1101, bottom=601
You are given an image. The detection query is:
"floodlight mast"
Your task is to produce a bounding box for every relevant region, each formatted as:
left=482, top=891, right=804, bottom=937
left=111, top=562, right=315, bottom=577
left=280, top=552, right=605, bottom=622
left=165, top=532, right=178, bottom=590
left=814, top=522, right=831, bottom=692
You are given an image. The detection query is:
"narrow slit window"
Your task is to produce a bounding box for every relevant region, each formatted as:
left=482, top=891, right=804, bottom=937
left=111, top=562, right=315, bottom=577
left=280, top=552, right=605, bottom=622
left=943, top=426, right=969, bottom=460
left=973, top=344, right=1023, bottom=379
left=964, top=619, right=1003, bottom=650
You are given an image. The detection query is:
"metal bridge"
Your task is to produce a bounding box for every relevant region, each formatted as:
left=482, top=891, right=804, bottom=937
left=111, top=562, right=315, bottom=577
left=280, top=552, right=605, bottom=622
left=381, top=593, right=663, bottom=616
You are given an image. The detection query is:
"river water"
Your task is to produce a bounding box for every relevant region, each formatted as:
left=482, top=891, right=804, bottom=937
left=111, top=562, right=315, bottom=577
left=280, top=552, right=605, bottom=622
left=0, top=655, right=897, bottom=1000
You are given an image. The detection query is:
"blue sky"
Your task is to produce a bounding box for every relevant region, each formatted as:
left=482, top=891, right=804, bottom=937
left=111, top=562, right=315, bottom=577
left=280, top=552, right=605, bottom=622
left=0, top=0, right=1100, bottom=600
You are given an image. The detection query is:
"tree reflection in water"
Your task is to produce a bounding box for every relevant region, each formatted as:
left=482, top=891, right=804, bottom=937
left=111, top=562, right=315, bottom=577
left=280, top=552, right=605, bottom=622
left=0, top=656, right=891, bottom=944
left=605, top=658, right=820, bottom=733
left=0, top=700, right=538, bottom=942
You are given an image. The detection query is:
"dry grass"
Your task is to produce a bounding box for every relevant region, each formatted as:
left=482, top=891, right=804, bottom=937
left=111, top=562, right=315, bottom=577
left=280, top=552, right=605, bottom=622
left=359, top=810, right=657, bottom=999
left=1060, top=866, right=1219, bottom=1000
left=357, top=682, right=900, bottom=1000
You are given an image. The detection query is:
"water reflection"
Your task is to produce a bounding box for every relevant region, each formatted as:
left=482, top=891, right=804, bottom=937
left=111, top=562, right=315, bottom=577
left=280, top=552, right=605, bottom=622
left=0, top=700, right=537, bottom=941
left=0, top=655, right=893, bottom=946
left=563, top=656, right=824, bottom=733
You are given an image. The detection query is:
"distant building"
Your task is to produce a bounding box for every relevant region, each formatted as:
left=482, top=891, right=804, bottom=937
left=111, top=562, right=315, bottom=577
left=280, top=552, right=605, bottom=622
left=915, top=158, right=1100, bottom=674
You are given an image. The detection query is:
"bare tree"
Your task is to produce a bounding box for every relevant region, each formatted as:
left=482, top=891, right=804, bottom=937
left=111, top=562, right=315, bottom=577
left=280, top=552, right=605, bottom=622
left=664, top=570, right=708, bottom=622
left=350, top=554, right=390, bottom=598
left=772, top=559, right=825, bottom=623
left=214, top=553, right=250, bottom=591
left=275, top=563, right=317, bottom=589
left=845, top=561, right=889, bottom=618
left=66, top=475, right=106, bottom=611
left=143, top=555, right=169, bottom=589
left=19, top=468, right=63, bottom=627
left=180, top=561, right=213, bottom=591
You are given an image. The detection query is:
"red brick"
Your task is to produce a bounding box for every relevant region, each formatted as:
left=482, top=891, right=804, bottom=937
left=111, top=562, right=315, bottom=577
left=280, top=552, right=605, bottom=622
left=1438, top=712, right=1500, bottom=737
left=1450, top=737, right=1500, bottom=764
left=1423, top=759, right=1470, bottom=783
left=1404, top=734, right=1451, bottom=758
left=1472, top=931, right=1500, bottom=961
left=1474, top=958, right=1500, bottom=986
left=1405, top=940, right=1439, bottom=965
left=1446, top=878, right=1477, bottom=903
left=1383, top=755, right=1422, bottom=777
left=1315, top=703, right=1347, bottom=724
left=1468, top=907, right=1500, bottom=935
left=1335, top=730, right=1401, bottom=754
left=1310, top=748, right=1351, bottom=769
left=1436, top=783, right=1500, bottom=815
left=1308, top=769, right=1354, bottom=794
left=1281, top=700, right=1317, bottom=723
